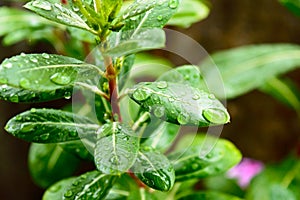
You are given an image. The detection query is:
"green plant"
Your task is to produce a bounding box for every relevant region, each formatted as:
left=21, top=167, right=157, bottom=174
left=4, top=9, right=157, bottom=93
left=0, top=0, right=242, bottom=199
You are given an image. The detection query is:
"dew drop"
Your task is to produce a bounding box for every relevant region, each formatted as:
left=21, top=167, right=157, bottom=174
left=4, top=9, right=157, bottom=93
left=177, top=113, right=190, bottom=125
left=21, top=124, right=35, bottom=133
left=32, top=0, right=52, bottom=11
left=19, top=78, right=31, bottom=89
left=64, top=190, right=73, bottom=198
left=208, top=94, right=215, bottom=99
left=30, top=57, right=38, bottom=63
left=40, top=133, right=50, bottom=141
left=153, top=106, right=165, bottom=118
left=64, top=91, right=72, bottom=99
left=202, top=108, right=229, bottom=124
left=49, top=184, right=61, bottom=192
left=20, top=52, right=26, bottom=57
left=157, top=15, right=163, bottom=21
left=192, top=94, right=200, bottom=100
left=132, top=88, right=150, bottom=101
left=168, top=0, right=179, bottom=9
left=3, top=62, right=13, bottom=69
left=168, top=97, right=175, bottom=102
left=9, top=94, right=19, bottom=102
left=69, top=131, right=77, bottom=137
left=30, top=108, right=37, bottom=113
left=156, top=81, right=168, bottom=89
left=191, top=163, right=199, bottom=170
left=15, top=115, right=22, bottom=121
left=50, top=72, right=71, bottom=85
left=42, top=53, right=50, bottom=59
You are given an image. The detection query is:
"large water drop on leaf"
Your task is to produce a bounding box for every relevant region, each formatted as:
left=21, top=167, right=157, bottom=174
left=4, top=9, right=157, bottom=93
left=156, top=81, right=168, bottom=89
left=132, top=88, right=151, bottom=101
left=177, top=113, right=190, bottom=125
left=202, top=108, right=229, bottom=124
left=32, top=0, right=52, bottom=11
left=168, top=0, right=179, bottom=9
left=19, top=78, right=31, bottom=89
left=50, top=73, right=71, bottom=85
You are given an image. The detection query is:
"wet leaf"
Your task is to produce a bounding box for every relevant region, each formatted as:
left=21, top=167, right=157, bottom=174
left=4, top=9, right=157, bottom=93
left=0, top=53, right=101, bottom=102
left=128, top=82, right=230, bottom=126
left=132, top=146, right=175, bottom=191
left=168, top=135, right=242, bottom=181
left=24, top=0, right=94, bottom=33
left=59, top=141, right=93, bottom=161
left=94, top=122, right=139, bottom=174
left=28, top=143, right=80, bottom=188
left=5, top=108, right=99, bottom=143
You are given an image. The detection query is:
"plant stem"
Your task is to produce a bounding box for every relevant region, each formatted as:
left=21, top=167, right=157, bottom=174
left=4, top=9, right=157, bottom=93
left=132, top=112, right=150, bottom=131
left=76, top=82, right=109, bottom=100
left=281, top=161, right=300, bottom=188
left=104, top=55, right=122, bottom=122
left=93, top=0, right=102, bottom=13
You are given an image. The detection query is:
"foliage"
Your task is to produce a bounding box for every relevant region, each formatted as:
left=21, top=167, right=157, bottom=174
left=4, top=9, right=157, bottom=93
left=1, top=0, right=300, bottom=199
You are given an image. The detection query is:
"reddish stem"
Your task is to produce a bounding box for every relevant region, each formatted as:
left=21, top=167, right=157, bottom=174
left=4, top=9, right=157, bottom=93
left=128, top=171, right=146, bottom=188
left=61, top=0, right=68, bottom=4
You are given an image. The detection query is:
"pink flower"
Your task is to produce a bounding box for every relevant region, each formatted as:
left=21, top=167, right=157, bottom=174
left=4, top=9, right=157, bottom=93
left=227, top=158, right=264, bottom=189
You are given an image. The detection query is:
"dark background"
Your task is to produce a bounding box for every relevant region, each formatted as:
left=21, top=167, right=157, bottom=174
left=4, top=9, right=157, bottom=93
left=1, top=0, right=300, bottom=199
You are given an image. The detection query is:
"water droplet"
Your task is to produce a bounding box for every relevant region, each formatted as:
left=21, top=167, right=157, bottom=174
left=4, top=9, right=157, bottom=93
left=30, top=57, right=38, bottom=63
left=9, top=94, right=19, bottom=102
left=168, top=0, right=179, bottom=9
left=0, top=77, right=8, bottom=84
left=177, top=113, right=190, bottom=125
left=69, top=131, right=77, bottom=137
left=19, top=78, right=30, bottom=89
left=21, top=124, right=35, bottom=133
left=49, top=184, right=61, bottom=192
left=168, top=97, right=175, bottom=102
left=156, top=81, right=168, bottom=89
left=20, top=52, right=26, bottom=57
left=50, top=73, right=71, bottom=85
left=40, top=133, right=50, bottom=141
left=32, top=0, right=52, bottom=11
left=42, top=53, right=50, bottom=59
left=208, top=94, right=215, bottom=99
left=64, top=91, right=72, bottom=99
left=64, top=190, right=73, bottom=198
left=157, top=15, right=163, bottom=21
left=153, top=106, right=165, bottom=118
left=192, top=94, right=200, bottom=100
left=15, top=115, right=22, bottom=121
left=202, top=108, right=229, bottom=124
left=30, top=108, right=37, bottom=113
left=191, top=163, right=199, bottom=170
left=3, top=62, right=12, bottom=69
left=132, top=88, right=150, bottom=101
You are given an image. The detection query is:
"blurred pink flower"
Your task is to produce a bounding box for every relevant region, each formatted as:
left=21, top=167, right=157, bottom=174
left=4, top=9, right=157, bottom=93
left=227, top=158, right=264, bottom=189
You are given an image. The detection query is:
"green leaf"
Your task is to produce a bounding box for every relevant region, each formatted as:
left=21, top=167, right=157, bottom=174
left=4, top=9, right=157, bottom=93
left=43, top=171, right=117, bottom=200
left=168, top=135, right=242, bottom=181
left=142, top=122, right=179, bottom=152
left=178, top=191, right=242, bottom=200
left=28, top=143, right=80, bottom=188
left=0, top=53, right=101, bottom=103
left=106, top=174, right=136, bottom=199
left=157, top=65, right=208, bottom=91
left=128, top=82, right=230, bottom=126
left=94, top=122, right=139, bottom=174
left=5, top=108, right=99, bottom=143
left=105, top=28, right=166, bottom=57
left=120, top=0, right=180, bottom=29
left=59, top=141, right=93, bottom=161
left=260, top=77, right=300, bottom=111
left=118, top=54, right=136, bottom=92
left=132, top=146, right=175, bottom=191
left=43, top=177, right=77, bottom=200
left=200, top=44, right=300, bottom=99
left=167, top=0, right=210, bottom=28
left=279, top=0, right=300, bottom=17
left=246, top=157, right=300, bottom=200
left=97, top=0, right=122, bottom=21
left=24, top=1, right=95, bottom=33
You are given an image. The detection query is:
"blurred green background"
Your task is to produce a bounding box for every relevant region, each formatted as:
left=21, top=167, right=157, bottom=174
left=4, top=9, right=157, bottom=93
left=1, top=0, right=300, bottom=199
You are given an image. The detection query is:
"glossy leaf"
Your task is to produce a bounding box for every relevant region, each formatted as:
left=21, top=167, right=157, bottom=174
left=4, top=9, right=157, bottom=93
left=5, top=108, right=99, bottom=143
left=94, top=122, right=139, bottom=174
left=118, top=54, right=136, bottom=92
left=43, top=177, right=77, bottom=200
left=105, top=28, right=166, bottom=57
left=157, top=65, right=208, bottom=91
left=28, top=143, right=80, bottom=188
left=59, top=141, right=93, bottom=161
left=0, top=53, right=101, bottom=102
left=260, top=77, right=300, bottom=111
left=24, top=0, right=94, bottom=33
left=168, top=135, right=242, bottom=181
left=63, top=171, right=117, bottom=200
left=142, top=122, right=179, bottom=152
left=120, top=0, right=180, bottom=29
left=279, top=0, right=300, bottom=17
left=178, top=191, right=242, bottom=200
left=132, top=146, right=175, bottom=191
left=98, top=0, right=122, bottom=21
left=167, top=0, right=210, bottom=28
left=128, top=82, right=230, bottom=126
left=43, top=171, right=117, bottom=200
left=200, top=44, right=300, bottom=99
left=246, top=157, right=300, bottom=200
